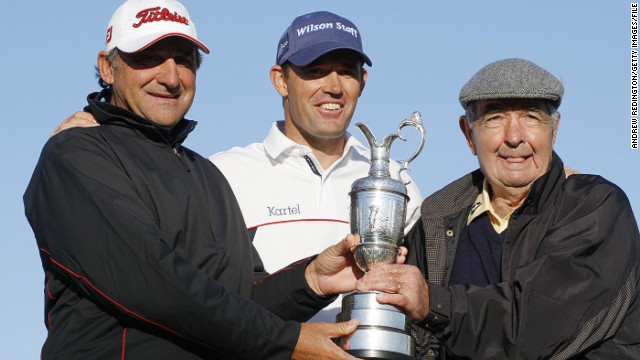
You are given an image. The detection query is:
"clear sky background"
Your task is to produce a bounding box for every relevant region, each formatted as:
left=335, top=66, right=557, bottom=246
left=1, top=1, right=638, bottom=358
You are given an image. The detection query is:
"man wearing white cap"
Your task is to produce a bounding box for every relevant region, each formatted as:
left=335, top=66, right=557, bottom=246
left=24, top=1, right=378, bottom=359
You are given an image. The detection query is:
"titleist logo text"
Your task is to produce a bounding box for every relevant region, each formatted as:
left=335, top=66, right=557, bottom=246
left=133, top=7, right=189, bottom=28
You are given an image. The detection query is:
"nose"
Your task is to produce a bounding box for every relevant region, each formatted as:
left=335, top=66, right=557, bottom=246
left=504, top=115, right=524, bottom=148
left=156, top=58, right=180, bottom=92
left=322, top=71, right=343, bottom=96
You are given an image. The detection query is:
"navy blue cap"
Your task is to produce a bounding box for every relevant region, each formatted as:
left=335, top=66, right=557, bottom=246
left=276, top=11, right=372, bottom=67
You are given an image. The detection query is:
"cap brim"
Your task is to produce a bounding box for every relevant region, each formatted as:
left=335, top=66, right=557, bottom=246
left=286, top=41, right=371, bottom=67
left=116, top=32, right=210, bottom=54
left=460, top=93, right=562, bottom=110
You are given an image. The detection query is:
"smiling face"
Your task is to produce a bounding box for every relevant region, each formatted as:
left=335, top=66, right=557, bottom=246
left=98, top=37, right=198, bottom=128
left=460, top=98, right=560, bottom=196
left=270, top=49, right=367, bottom=146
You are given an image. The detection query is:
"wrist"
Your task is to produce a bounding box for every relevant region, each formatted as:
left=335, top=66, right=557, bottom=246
left=304, top=261, right=325, bottom=296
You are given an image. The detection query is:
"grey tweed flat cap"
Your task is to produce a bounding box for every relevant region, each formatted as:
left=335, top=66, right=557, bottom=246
left=459, top=58, right=564, bottom=110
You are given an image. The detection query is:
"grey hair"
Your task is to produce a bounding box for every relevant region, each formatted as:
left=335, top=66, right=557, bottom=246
left=465, top=100, right=560, bottom=131
left=95, top=48, right=121, bottom=89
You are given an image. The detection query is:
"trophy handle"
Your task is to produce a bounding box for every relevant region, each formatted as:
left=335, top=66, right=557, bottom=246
left=355, top=112, right=425, bottom=183
left=355, top=123, right=400, bottom=153
left=355, top=122, right=400, bottom=179
left=395, top=112, right=425, bottom=184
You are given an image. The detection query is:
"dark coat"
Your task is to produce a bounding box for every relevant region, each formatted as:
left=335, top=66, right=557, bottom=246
left=407, top=154, right=640, bottom=359
left=24, top=91, right=331, bottom=359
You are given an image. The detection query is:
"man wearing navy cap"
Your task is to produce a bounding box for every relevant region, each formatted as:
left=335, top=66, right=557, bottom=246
left=356, top=58, right=640, bottom=359
left=25, top=2, right=384, bottom=359
left=210, top=11, right=422, bottom=323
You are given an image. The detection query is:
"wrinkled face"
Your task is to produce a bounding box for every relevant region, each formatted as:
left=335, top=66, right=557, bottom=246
left=99, top=37, right=198, bottom=127
left=272, top=50, right=367, bottom=143
left=460, top=99, right=559, bottom=193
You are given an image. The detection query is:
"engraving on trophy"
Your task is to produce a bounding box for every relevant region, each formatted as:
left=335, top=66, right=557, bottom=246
left=366, top=204, right=393, bottom=242
left=337, top=112, right=426, bottom=360
left=366, top=204, right=384, bottom=237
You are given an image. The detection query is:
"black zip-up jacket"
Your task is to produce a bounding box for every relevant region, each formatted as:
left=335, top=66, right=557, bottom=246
left=406, top=154, right=640, bottom=359
left=24, top=91, right=333, bottom=359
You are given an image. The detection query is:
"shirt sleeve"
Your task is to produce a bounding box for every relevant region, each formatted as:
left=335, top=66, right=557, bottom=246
left=253, top=256, right=337, bottom=322
left=24, top=131, right=301, bottom=359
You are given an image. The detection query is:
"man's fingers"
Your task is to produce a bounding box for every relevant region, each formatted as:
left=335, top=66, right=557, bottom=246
left=70, top=111, right=98, bottom=122
left=345, top=233, right=359, bottom=251
left=295, top=322, right=360, bottom=360
left=302, top=320, right=358, bottom=338
left=376, top=292, right=406, bottom=306
left=51, top=111, right=99, bottom=138
left=356, top=264, right=418, bottom=293
left=64, top=111, right=99, bottom=126
left=356, top=273, right=400, bottom=293
left=564, top=165, right=580, bottom=177
left=363, top=264, right=408, bottom=277
left=398, top=246, right=408, bottom=257
left=357, top=265, right=430, bottom=321
left=335, top=319, right=359, bottom=337
left=327, top=234, right=358, bottom=257
left=395, top=246, right=407, bottom=264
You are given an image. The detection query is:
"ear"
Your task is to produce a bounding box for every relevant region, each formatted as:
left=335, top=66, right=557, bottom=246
left=552, top=113, right=561, bottom=145
left=97, top=51, right=115, bottom=85
left=270, top=65, right=288, bottom=97
left=459, top=116, right=477, bottom=156
left=359, top=67, right=368, bottom=96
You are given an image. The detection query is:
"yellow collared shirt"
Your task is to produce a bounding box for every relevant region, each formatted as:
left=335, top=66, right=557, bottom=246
left=467, top=180, right=513, bottom=234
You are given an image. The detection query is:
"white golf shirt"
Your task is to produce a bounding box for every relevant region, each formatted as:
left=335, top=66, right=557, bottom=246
left=210, top=121, right=422, bottom=322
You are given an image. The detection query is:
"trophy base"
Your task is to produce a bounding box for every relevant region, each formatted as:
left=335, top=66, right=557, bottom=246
left=347, top=349, right=414, bottom=360
left=344, top=328, right=415, bottom=360
left=337, top=292, right=415, bottom=359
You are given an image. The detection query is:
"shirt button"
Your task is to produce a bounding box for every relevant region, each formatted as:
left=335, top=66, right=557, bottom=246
left=446, top=229, right=454, bottom=237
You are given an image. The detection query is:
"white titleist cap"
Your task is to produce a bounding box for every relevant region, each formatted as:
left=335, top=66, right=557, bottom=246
left=105, top=0, right=209, bottom=54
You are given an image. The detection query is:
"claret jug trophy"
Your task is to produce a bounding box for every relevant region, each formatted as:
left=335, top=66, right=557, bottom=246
left=337, top=112, right=425, bottom=360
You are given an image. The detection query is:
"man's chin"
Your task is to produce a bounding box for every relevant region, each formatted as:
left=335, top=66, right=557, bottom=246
left=145, top=116, right=183, bottom=128
left=500, top=175, right=539, bottom=190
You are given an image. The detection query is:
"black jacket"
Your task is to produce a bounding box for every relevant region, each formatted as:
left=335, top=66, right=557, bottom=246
left=24, top=91, right=332, bottom=359
left=407, top=154, right=640, bottom=359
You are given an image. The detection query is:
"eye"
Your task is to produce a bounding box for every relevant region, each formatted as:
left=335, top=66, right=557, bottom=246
left=480, top=114, right=505, bottom=128
left=174, top=55, right=195, bottom=68
left=298, top=67, right=328, bottom=79
left=131, top=53, right=164, bottom=67
left=522, top=113, right=544, bottom=127
left=306, top=67, right=325, bottom=75
left=338, top=68, right=358, bottom=78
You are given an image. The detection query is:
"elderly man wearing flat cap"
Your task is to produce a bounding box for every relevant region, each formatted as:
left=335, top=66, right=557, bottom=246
left=356, top=58, right=640, bottom=359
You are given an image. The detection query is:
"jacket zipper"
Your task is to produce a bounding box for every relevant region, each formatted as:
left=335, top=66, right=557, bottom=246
left=173, top=146, right=190, bottom=172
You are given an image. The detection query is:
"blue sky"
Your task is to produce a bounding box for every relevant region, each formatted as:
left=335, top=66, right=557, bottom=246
left=2, top=1, right=637, bottom=358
